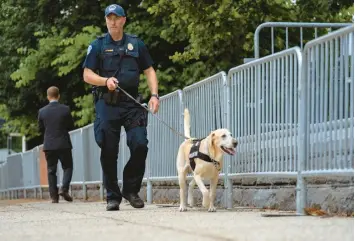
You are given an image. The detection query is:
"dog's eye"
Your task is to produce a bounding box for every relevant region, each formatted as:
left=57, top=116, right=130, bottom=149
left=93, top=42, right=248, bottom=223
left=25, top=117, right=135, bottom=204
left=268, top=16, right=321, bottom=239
left=222, top=134, right=226, bottom=138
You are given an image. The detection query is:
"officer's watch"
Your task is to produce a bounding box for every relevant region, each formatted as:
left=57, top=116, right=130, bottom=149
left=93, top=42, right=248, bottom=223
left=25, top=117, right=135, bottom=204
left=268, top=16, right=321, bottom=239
left=151, top=94, right=159, bottom=100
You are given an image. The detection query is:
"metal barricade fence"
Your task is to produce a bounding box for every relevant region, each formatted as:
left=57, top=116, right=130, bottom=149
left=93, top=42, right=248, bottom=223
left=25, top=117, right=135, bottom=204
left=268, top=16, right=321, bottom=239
left=0, top=161, right=8, bottom=198
left=254, top=22, right=352, bottom=58
left=300, top=25, right=354, bottom=176
left=227, top=47, right=302, bottom=177
left=6, top=153, right=24, bottom=191
left=21, top=149, right=39, bottom=189
left=183, top=72, right=228, bottom=138
left=81, top=124, right=101, bottom=184
left=145, top=90, right=184, bottom=181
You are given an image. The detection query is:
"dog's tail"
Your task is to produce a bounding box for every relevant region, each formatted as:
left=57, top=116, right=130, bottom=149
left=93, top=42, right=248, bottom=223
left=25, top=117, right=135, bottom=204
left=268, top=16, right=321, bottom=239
left=184, top=108, right=191, bottom=139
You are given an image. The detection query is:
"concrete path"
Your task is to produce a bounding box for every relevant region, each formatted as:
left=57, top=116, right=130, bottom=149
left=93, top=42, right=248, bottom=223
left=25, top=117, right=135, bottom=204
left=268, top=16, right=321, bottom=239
left=0, top=200, right=353, bottom=241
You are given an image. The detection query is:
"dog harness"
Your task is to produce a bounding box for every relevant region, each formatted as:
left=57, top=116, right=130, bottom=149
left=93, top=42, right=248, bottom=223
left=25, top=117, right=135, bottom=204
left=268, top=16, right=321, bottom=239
left=188, top=139, right=221, bottom=171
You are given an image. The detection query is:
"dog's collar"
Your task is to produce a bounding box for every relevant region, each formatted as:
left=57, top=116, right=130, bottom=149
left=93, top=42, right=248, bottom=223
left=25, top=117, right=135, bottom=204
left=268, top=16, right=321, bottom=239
left=189, top=140, right=221, bottom=171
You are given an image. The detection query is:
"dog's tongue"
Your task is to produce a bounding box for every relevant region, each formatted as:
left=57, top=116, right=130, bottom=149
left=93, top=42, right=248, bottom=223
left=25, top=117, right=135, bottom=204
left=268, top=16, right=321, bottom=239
left=226, top=148, right=236, bottom=155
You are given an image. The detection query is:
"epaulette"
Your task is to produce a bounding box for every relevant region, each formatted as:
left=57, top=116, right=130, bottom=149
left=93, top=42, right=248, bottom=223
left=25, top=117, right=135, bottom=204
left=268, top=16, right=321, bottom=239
left=125, top=33, right=138, bottom=38
left=96, top=33, right=107, bottom=39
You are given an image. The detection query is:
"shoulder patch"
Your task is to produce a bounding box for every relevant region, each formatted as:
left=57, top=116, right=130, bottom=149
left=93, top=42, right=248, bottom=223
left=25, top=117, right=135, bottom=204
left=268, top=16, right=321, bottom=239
left=86, top=45, right=92, bottom=55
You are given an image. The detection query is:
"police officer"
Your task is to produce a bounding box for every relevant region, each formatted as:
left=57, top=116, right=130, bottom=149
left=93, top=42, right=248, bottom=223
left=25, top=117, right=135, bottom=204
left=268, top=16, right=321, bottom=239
left=82, top=4, right=159, bottom=211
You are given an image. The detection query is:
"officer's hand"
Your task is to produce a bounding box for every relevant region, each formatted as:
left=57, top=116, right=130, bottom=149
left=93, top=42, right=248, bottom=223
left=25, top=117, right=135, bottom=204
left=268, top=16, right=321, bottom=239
left=148, top=96, right=159, bottom=114
left=106, top=77, right=118, bottom=91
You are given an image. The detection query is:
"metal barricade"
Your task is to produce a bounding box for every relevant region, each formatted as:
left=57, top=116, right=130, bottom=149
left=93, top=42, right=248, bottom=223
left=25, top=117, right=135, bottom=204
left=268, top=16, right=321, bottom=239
left=68, top=129, right=85, bottom=183
left=6, top=153, right=24, bottom=190
left=21, top=149, right=38, bottom=188
left=0, top=162, right=8, bottom=198
left=254, top=22, right=352, bottom=58
left=146, top=90, right=184, bottom=180
left=182, top=72, right=228, bottom=138
left=227, top=47, right=302, bottom=177
left=81, top=124, right=101, bottom=184
left=300, top=25, right=354, bottom=176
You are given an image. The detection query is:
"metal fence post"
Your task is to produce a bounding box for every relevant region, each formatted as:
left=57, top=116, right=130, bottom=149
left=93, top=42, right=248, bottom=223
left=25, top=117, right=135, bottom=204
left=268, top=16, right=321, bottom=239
left=223, top=72, right=233, bottom=209
left=146, top=114, right=153, bottom=204
left=297, top=47, right=307, bottom=215
left=81, top=128, right=87, bottom=200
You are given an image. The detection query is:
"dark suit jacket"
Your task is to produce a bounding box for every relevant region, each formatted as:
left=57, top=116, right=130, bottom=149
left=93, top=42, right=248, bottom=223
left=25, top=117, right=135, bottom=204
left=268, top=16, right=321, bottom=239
left=38, top=101, right=75, bottom=151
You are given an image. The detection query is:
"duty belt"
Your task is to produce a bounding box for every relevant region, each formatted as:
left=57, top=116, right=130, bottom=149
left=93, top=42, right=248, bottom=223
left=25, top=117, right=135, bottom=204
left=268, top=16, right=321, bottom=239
left=93, top=88, right=143, bottom=105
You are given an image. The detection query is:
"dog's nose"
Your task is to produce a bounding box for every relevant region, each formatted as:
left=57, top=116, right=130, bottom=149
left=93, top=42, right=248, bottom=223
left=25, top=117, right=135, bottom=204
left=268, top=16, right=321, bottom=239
left=233, top=139, right=238, bottom=148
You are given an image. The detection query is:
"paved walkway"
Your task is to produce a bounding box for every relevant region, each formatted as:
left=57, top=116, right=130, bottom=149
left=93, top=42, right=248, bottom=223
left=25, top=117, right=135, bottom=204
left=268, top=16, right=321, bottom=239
left=0, top=200, right=353, bottom=241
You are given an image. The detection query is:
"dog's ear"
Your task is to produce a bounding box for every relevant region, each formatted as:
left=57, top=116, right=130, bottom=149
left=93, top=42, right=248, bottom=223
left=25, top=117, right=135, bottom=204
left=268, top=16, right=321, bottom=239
left=208, top=131, right=216, bottom=157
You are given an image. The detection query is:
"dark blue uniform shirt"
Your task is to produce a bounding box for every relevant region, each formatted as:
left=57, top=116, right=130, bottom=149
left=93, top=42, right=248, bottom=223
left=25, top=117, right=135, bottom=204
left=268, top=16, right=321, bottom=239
left=82, top=33, right=154, bottom=74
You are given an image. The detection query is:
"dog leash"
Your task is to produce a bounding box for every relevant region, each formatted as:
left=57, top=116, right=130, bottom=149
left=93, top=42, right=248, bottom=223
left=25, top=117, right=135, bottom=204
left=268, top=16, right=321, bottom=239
left=106, top=77, right=190, bottom=140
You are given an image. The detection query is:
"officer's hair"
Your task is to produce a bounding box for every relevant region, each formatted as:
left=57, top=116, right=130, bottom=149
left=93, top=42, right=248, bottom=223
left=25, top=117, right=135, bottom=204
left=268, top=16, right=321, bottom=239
left=47, top=86, right=60, bottom=99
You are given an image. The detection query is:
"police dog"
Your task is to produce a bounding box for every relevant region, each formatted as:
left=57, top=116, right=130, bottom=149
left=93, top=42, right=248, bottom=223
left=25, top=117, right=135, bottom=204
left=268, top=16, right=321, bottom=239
left=176, top=108, right=238, bottom=212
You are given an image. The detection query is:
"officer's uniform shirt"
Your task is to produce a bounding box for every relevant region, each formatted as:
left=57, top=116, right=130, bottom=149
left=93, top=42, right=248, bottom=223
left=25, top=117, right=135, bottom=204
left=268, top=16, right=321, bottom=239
left=83, top=33, right=154, bottom=74
left=82, top=33, right=154, bottom=120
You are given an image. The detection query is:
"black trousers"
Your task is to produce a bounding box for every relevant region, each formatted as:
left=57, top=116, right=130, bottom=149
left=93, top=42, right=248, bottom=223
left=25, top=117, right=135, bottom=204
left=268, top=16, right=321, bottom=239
left=44, top=148, right=73, bottom=198
left=94, top=99, right=148, bottom=203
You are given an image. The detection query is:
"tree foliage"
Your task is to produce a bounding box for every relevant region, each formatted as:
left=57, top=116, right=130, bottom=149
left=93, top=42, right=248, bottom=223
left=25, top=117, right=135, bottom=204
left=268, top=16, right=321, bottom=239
left=0, top=0, right=353, bottom=148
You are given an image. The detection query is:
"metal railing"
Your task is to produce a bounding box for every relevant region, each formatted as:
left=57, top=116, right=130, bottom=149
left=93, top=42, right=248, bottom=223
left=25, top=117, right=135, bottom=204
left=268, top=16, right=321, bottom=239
left=227, top=47, right=302, bottom=176
left=0, top=23, right=353, bottom=215
left=300, top=25, right=354, bottom=176
left=254, top=22, right=352, bottom=58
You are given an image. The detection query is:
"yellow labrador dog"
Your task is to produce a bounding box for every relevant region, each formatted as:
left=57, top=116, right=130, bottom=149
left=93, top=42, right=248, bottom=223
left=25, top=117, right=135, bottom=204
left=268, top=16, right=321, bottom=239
left=176, top=108, right=238, bottom=212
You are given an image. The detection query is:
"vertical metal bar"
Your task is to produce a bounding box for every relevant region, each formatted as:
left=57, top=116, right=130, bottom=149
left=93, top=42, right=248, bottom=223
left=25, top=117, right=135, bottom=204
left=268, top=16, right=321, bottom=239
left=244, top=69, right=248, bottom=172
left=273, top=59, right=276, bottom=171
left=224, top=72, right=233, bottom=209
left=300, top=27, right=303, bottom=51
left=271, top=27, right=274, bottom=54
left=266, top=61, right=271, bottom=171
left=260, top=62, right=265, bottom=172
left=281, top=56, right=285, bottom=172
left=320, top=42, right=325, bottom=169
left=248, top=68, right=251, bottom=172
left=350, top=32, right=354, bottom=167
left=324, top=41, right=330, bottom=170
left=248, top=67, right=252, bottom=172
left=286, top=27, right=289, bottom=49
left=81, top=129, right=87, bottom=200
left=334, top=37, right=339, bottom=169
left=277, top=57, right=281, bottom=172
left=257, top=64, right=261, bottom=173
left=315, top=43, right=320, bottom=170
left=315, top=28, right=318, bottom=38
left=343, top=33, right=349, bottom=169
left=310, top=46, right=315, bottom=171
left=339, top=34, right=345, bottom=170
left=297, top=47, right=307, bottom=216
left=293, top=54, right=297, bottom=172
left=285, top=54, right=290, bottom=171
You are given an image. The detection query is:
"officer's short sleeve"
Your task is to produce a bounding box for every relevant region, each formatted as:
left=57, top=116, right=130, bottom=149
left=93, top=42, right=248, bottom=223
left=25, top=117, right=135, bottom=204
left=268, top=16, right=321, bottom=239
left=137, top=39, right=154, bottom=71
left=82, top=40, right=100, bottom=71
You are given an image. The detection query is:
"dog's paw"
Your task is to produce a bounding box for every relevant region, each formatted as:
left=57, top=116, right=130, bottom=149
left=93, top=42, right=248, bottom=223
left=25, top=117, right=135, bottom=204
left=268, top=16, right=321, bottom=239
left=179, top=205, right=187, bottom=212
left=208, top=206, right=217, bottom=212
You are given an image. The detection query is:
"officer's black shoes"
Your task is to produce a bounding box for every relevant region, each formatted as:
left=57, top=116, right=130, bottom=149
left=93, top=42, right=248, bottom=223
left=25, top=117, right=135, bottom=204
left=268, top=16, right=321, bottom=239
left=122, top=192, right=145, bottom=208
left=106, top=200, right=120, bottom=211
left=51, top=196, right=59, bottom=203
left=59, top=191, right=73, bottom=202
